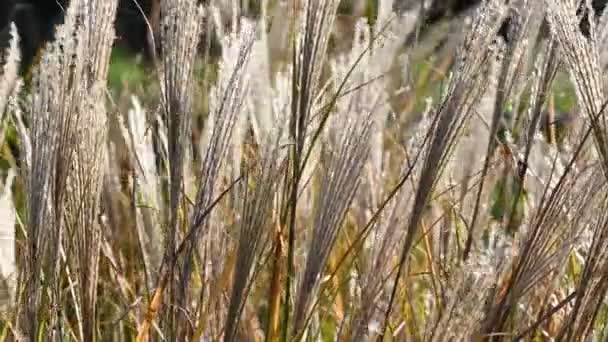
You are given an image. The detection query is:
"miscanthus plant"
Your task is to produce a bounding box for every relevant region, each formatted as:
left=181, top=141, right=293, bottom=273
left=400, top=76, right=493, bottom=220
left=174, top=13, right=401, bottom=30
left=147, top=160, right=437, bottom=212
left=2, top=0, right=608, bottom=340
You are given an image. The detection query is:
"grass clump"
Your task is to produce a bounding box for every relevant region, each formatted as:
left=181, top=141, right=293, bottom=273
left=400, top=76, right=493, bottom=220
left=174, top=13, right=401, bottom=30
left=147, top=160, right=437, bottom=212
left=1, top=0, right=608, bottom=341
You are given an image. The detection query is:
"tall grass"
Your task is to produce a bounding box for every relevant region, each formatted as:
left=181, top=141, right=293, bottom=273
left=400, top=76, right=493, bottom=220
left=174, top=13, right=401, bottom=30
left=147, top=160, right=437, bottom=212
left=2, top=0, right=608, bottom=340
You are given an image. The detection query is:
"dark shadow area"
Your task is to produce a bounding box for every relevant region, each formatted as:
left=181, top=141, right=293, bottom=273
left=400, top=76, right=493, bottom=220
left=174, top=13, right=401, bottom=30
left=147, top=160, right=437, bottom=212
left=0, top=0, right=160, bottom=74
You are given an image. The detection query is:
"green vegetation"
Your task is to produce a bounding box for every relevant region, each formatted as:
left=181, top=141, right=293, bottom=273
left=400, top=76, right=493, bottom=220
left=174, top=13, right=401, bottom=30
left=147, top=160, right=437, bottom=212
left=107, top=47, right=149, bottom=94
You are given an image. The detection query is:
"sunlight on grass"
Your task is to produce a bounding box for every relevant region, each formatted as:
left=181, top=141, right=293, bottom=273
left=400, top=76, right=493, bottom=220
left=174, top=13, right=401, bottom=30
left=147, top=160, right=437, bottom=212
left=0, top=0, right=607, bottom=340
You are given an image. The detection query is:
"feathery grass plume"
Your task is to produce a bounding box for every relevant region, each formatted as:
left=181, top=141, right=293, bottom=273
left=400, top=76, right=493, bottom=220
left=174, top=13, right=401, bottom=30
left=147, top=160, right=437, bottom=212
left=120, top=96, right=165, bottom=287
left=596, top=3, right=608, bottom=67
left=329, top=14, right=393, bottom=192
left=481, top=154, right=598, bottom=335
left=291, top=112, right=372, bottom=337
left=224, top=130, right=283, bottom=342
left=501, top=34, right=560, bottom=266
left=158, top=0, right=202, bottom=271
left=461, top=0, right=537, bottom=257
left=255, top=66, right=294, bottom=341
left=553, top=180, right=608, bottom=339
left=18, top=0, right=117, bottom=337
left=178, top=15, right=255, bottom=340
left=0, top=170, right=16, bottom=313
left=0, top=24, right=19, bottom=313
left=282, top=0, right=340, bottom=336
left=322, top=12, right=404, bottom=339
left=136, top=4, right=253, bottom=339
left=20, top=2, right=86, bottom=337
left=425, top=253, right=499, bottom=341
left=377, top=0, right=509, bottom=336
left=244, top=1, right=291, bottom=146
left=0, top=23, right=20, bottom=117
left=545, top=0, right=608, bottom=175
left=153, top=0, right=203, bottom=336
left=455, top=30, right=504, bottom=257
left=518, top=36, right=560, bottom=195
left=212, top=15, right=259, bottom=189
left=60, top=1, right=118, bottom=340
left=476, top=89, right=606, bottom=337
left=347, top=104, right=435, bottom=340
left=185, top=18, right=256, bottom=339
left=65, top=95, right=108, bottom=342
